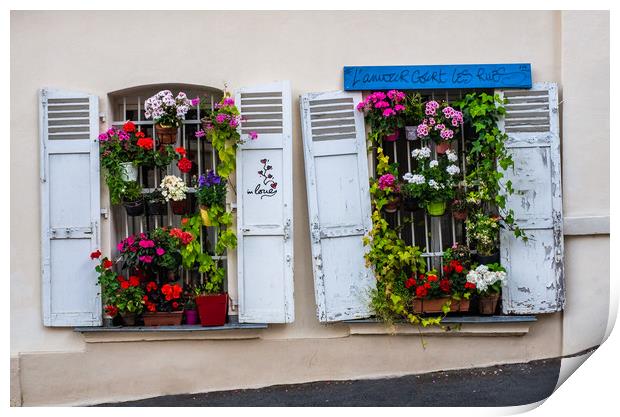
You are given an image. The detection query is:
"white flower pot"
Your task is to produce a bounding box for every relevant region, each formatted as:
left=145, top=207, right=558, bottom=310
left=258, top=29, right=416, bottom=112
left=405, top=126, right=418, bottom=141
left=120, top=162, right=138, bottom=182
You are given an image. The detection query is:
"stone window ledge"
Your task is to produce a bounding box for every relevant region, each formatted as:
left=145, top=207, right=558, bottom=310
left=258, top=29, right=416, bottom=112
left=345, top=316, right=537, bottom=337
left=75, top=318, right=267, bottom=343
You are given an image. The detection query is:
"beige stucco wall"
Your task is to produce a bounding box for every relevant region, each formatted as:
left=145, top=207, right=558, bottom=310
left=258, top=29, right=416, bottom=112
left=10, top=10, right=609, bottom=406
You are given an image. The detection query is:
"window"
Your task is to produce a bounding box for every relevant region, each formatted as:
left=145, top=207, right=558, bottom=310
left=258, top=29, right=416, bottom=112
left=375, top=89, right=487, bottom=273
left=108, top=84, right=227, bottom=289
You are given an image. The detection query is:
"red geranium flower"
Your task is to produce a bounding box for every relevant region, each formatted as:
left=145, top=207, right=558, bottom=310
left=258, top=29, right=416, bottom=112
left=181, top=218, right=189, bottom=225
left=120, top=280, right=130, bottom=290
left=415, top=286, right=428, bottom=298
left=424, top=282, right=431, bottom=289
left=137, top=137, right=154, bottom=150
left=123, top=121, right=136, bottom=132
left=439, top=279, right=451, bottom=293
left=177, top=157, right=192, bottom=173
left=465, top=282, right=476, bottom=290
left=102, top=258, right=113, bottom=269
left=128, top=275, right=140, bottom=287
left=175, top=147, right=186, bottom=156
left=443, top=265, right=452, bottom=274
left=405, top=277, right=416, bottom=289
left=172, top=302, right=179, bottom=309
left=104, top=305, right=119, bottom=317
left=427, top=274, right=438, bottom=282
left=142, top=295, right=149, bottom=302
left=146, top=281, right=158, bottom=292
left=146, top=301, right=157, bottom=312
left=135, top=131, right=145, bottom=138
left=90, top=250, right=102, bottom=259
left=455, top=264, right=464, bottom=273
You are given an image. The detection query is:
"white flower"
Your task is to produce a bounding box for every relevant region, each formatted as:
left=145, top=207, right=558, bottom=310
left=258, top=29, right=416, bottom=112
left=466, top=265, right=506, bottom=293
left=160, top=175, right=188, bottom=202
left=429, top=160, right=439, bottom=168
left=446, top=150, right=458, bottom=162
left=446, top=164, right=461, bottom=176
left=403, top=173, right=413, bottom=182
left=428, top=179, right=441, bottom=190
left=412, top=146, right=431, bottom=159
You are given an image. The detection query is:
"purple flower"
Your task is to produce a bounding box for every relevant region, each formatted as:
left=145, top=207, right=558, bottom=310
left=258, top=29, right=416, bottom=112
left=118, top=130, right=130, bottom=141
left=106, top=128, right=116, bottom=136
left=191, top=97, right=200, bottom=106
left=195, top=129, right=206, bottom=138
left=249, top=131, right=258, bottom=140
left=229, top=118, right=239, bottom=128
left=198, top=174, right=207, bottom=187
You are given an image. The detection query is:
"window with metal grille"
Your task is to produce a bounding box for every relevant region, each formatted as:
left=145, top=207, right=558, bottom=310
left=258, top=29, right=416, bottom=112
left=374, top=89, right=491, bottom=274
left=108, top=84, right=227, bottom=289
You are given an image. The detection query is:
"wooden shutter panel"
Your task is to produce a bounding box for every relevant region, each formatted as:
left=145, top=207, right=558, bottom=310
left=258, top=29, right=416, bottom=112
left=300, top=91, right=375, bottom=322
left=40, top=88, right=101, bottom=326
left=497, top=82, right=565, bottom=314
left=235, top=81, right=294, bottom=323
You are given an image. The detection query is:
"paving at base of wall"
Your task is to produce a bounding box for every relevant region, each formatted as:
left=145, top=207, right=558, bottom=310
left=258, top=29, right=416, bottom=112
left=96, top=358, right=560, bottom=407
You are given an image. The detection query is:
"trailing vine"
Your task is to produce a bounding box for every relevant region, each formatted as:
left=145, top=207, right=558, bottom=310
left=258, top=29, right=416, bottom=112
left=455, top=92, right=527, bottom=241
left=364, top=148, right=452, bottom=327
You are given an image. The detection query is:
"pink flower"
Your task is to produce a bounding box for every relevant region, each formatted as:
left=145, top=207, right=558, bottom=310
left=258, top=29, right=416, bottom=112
left=191, top=97, right=200, bottom=106
left=223, top=97, right=235, bottom=106
left=394, top=104, right=405, bottom=112
left=117, top=242, right=124, bottom=252
left=356, top=101, right=366, bottom=111
left=383, top=108, right=396, bottom=117
left=434, top=123, right=445, bottom=131
left=371, top=91, right=386, bottom=101
left=195, top=129, right=206, bottom=138
left=428, top=117, right=436, bottom=126
left=451, top=118, right=460, bottom=127
left=98, top=133, right=108, bottom=141
left=249, top=131, right=258, bottom=140
left=139, top=240, right=155, bottom=248
left=442, top=106, right=455, bottom=117
left=229, top=118, right=239, bottom=128
left=374, top=101, right=390, bottom=109
left=416, top=124, right=429, bottom=137
left=127, top=236, right=135, bottom=245
left=215, top=113, right=229, bottom=124
left=139, top=255, right=153, bottom=264
left=440, top=128, right=454, bottom=139
left=378, top=173, right=395, bottom=190
left=156, top=247, right=165, bottom=256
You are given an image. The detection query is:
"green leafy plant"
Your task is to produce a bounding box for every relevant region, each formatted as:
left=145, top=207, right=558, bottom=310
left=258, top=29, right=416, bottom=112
left=465, top=212, right=501, bottom=256
left=121, top=180, right=143, bottom=203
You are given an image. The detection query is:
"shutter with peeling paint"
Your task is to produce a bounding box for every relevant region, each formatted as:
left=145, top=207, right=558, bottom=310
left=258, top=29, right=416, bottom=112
left=300, top=91, right=375, bottom=322
left=235, top=81, right=294, bottom=323
left=40, top=88, right=102, bottom=326
left=497, top=82, right=565, bottom=314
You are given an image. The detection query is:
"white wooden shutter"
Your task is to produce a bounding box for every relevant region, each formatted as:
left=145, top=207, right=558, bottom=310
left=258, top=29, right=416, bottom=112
left=300, top=91, right=375, bottom=322
left=40, top=88, right=101, bottom=326
left=236, top=81, right=294, bottom=323
left=497, top=82, right=565, bottom=314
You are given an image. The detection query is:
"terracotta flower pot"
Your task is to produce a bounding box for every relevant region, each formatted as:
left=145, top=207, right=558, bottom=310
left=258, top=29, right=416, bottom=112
left=196, top=293, right=228, bottom=326
left=435, top=141, right=452, bottom=154
left=155, top=123, right=178, bottom=145
left=427, top=201, right=447, bottom=217
left=384, top=129, right=400, bottom=142
left=199, top=205, right=212, bottom=226
left=170, top=199, right=189, bottom=215
left=142, top=311, right=183, bottom=326
left=412, top=297, right=460, bottom=314
left=124, top=200, right=145, bottom=217
left=478, top=293, right=500, bottom=315
left=452, top=209, right=468, bottom=221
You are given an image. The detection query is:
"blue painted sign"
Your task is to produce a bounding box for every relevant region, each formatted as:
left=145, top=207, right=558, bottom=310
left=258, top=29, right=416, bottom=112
left=343, top=63, right=532, bottom=90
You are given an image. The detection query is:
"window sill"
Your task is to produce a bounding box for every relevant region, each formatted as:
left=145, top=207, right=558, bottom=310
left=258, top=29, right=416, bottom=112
left=75, top=317, right=268, bottom=343
left=345, top=316, right=537, bottom=337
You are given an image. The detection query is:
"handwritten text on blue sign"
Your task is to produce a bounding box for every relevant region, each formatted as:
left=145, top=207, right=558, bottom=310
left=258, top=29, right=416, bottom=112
left=343, top=64, right=532, bottom=90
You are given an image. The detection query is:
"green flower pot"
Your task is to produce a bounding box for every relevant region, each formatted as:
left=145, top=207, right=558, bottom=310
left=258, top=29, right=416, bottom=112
left=427, top=201, right=446, bottom=217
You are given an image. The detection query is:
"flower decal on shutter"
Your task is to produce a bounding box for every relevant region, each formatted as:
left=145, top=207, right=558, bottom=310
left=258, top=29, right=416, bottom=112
left=247, top=158, right=278, bottom=199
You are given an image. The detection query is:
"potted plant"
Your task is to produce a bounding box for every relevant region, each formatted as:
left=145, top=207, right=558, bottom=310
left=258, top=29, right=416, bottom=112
left=196, top=170, right=227, bottom=227
left=442, top=248, right=477, bottom=312
left=466, top=263, right=507, bottom=315
left=144, top=90, right=193, bottom=145
left=402, top=92, right=424, bottom=141
left=451, top=195, right=469, bottom=221
left=414, top=100, right=464, bottom=154
left=406, top=271, right=459, bottom=313
left=444, top=243, right=472, bottom=269
left=466, top=212, right=501, bottom=264
left=183, top=286, right=199, bottom=325
left=356, top=90, right=407, bottom=143
left=121, top=180, right=145, bottom=217
left=400, top=182, right=420, bottom=212
left=142, top=281, right=185, bottom=326
left=98, top=121, right=143, bottom=205
left=402, top=147, right=460, bottom=216
left=376, top=172, right=400, bottom=213
left=146, top=189, right=168, bottom=216
left=91, top=250, right=145, bottom=326
left=195, top=268, right=228, bottom=326
left=160, top=175, right=189, bottom=215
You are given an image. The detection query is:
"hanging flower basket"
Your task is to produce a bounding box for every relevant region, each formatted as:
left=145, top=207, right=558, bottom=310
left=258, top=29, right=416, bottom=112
left=142, top=311, right=183, bottom=326
left=170, top=199, right=189, bottom=215
left=383, top=195, right=401, bottom=213
left=123, top=200, right=145, bottom=217
left=119, top=162, right=139, bottom=182
left=405, top=125, right=418, bottom=141
left=384, top=129, right=400, bottom=142
left=155, top=123, right=178, bottom=145
left=426, top=201, right=446, bottom=217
